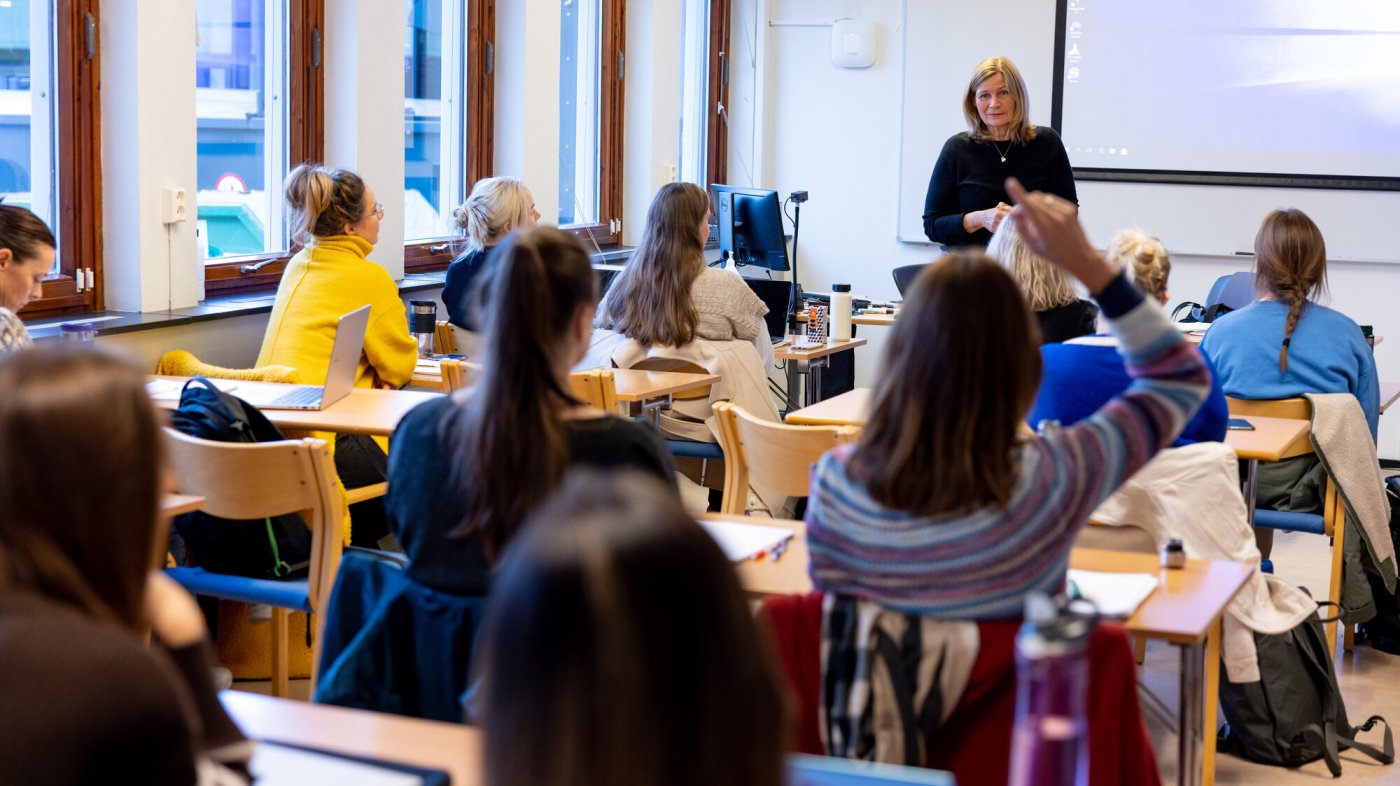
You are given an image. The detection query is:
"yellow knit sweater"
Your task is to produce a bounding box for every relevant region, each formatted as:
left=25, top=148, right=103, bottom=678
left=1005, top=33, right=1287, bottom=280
left=257, top=235, right=417, bottom=391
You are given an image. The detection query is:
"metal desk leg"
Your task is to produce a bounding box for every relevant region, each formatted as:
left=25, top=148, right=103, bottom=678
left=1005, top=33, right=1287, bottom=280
left=786, top=360, right=805, bottom=409
left=1178, top=640, right=1205, bottom=786
left=806, top=357, right=828, bottom=405
left=1242, top=458, right=1259, bottom=529
left=1202, top=620, right=1221, bottom=786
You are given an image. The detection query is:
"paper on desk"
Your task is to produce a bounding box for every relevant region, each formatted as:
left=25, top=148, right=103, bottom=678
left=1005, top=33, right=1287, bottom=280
left=146, top=378, right=239, bottom=401
left=415, top=358, right=441, bottom=371
left=250, top=742, right=426, bottom=786
left=697, top=519, right=795, bottom=562
left=1067, top=569, right=1157, bottom=618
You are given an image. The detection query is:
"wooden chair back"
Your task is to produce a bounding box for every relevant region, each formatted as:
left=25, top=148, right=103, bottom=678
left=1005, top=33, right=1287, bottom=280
left=162, top=429, right=344, bottom=618
left=1226, top=396, right=1310, bottom=420
left=439, top=358, right=484, bottom=392
left=713, top=401, right=860, bottom=515
left=627, top=357, right=713, bottom=401
left=569, top=369, right=619, bottom=412
left=434, top=320, right=457, bottom=355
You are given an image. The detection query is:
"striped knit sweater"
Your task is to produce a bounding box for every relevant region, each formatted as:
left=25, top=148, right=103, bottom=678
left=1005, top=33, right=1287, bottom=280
left=805, top=272, right=1211, bottom=619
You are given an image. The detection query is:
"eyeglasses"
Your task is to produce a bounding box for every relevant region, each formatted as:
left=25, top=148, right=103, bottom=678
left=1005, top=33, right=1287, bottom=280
left=369, top=202, right=384, bottom=220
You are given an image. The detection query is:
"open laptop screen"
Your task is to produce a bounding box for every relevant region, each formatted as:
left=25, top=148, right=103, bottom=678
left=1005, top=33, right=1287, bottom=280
left=742, top=277, right=792, bottom=342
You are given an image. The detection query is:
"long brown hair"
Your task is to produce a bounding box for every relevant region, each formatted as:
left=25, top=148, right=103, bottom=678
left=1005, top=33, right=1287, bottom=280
left=1253, top=209, right=1327, bottom=373
left=479, top=470, right=788, bottom=786
left=0, top=346, right=164, bottom=632
left=852, top=253, right=1042, bottom=514
left=284, top=163, right=368, bottom=245
left=447, top=226, right=598, bottom=561
left=596, top=182, right=709, bottom=346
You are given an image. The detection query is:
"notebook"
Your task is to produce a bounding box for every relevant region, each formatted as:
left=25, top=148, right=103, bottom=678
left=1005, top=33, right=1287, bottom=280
left=236, top=305, right=372, bottom=411
left=696, top=518, right=794, bottom=562
left=742, top=276, right=794, bottom=344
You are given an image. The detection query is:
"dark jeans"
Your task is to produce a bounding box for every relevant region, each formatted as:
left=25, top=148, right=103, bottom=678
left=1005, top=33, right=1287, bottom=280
left=335, top=433, right=391, bottom=549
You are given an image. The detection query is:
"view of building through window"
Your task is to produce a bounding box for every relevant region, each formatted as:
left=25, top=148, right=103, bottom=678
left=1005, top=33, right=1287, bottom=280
left=559, top=0, right=601, bottom=227
left=0, top=0, right=59, bottom=272
left=405, top=0, right=469, bottom=242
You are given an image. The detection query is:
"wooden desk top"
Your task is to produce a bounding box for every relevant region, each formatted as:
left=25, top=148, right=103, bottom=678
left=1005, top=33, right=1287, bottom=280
left=161, top=494, right=205, bottom=518
left=786, top=387, right=871, bottom=426
left=152, top=377, right=441, bottom=437
left=1223, top=416, right=1312, bottom=462
left=773, top=338, right=867, bottom=361
left=711, top=515, right=1250, bottom=646
left=611, top=369, right=721, bottom=402
left=1382, top=381, right=1400, bottom=415
left=852, top=312, right=897, bottom=327
left=222, top=691, right=479, bottom=786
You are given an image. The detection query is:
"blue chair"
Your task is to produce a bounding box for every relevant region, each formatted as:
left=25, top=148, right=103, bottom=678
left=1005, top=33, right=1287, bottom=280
left=314, top=549, right=488, bottom=722
left=163, top=429, right=344, bottom=697
left=892, top=263, right=929, bottom=297
left=1205, top=271, right=1256, bottom=312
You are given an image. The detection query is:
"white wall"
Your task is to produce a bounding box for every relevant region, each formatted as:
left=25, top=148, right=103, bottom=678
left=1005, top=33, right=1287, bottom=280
left=101, top=0, right=200, bottom=312
left=745, top=0, right=1400, bottom=455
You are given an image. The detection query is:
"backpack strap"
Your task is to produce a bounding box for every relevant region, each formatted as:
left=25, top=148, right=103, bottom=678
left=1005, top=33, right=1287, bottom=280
left=1337, top=716, right=1395, bottom=766
left=1170, top=301, right=1205, bottom=323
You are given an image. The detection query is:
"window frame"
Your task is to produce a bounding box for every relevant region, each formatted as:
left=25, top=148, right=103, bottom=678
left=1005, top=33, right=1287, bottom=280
left=704, top=0, right=730, bottom=190
left=403, top=0, right=496, bottom=274
left=201, top=0, right=325, bottom=295
left=560, top=0, right=625, bottom=249
left=20, top=0, right=104, bottom=318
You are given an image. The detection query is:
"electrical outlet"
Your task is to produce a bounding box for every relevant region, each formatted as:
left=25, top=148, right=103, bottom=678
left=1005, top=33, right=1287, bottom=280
left=664, top=164, right=678, bottom=183
left=160, top=187, right=188, bottom=224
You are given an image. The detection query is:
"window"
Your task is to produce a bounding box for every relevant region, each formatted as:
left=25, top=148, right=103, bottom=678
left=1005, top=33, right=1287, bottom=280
left=201, top=0, right=322, bottom=294
left=403, top=0, right=495, bottom=273
left=0, top=0, right=102, bottom=316
left=558, top=0, right=625, bottom=246
left=679, top=0, right=729, bottom=190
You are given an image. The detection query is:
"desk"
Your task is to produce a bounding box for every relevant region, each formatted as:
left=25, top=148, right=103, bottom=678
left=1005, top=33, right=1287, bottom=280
left=774, top=339, right=867, bottom=407
left=785, top=387, right=871, bottom=426
left=162, top=494, right=205, bottom=518
left=1224, top=415, right=1311, bottom=530
left=718, top=514, right=1249, bottom=786
left=152, top=377, right=441, bottom=437
left=852, top=312, right=897, bottom=327
left=221, top=691, right=479, bottom=786
left=611, top=368, right=720, bottom=402
left=1381, top=381, right=1400, bottom=415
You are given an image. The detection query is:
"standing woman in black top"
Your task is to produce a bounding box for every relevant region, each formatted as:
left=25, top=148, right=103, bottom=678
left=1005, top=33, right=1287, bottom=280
left=923, top=56, right=1077, bottom=248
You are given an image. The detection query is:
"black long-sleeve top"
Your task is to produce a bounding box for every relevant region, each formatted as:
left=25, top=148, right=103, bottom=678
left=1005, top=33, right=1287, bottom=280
left=922, top=127, right=1078, bottom=248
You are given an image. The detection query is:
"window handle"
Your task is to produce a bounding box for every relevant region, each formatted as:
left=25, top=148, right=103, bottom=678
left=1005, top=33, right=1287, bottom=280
left=239, top=259, right=281, bottom=275
left=429, top=244, right=451, bottom=254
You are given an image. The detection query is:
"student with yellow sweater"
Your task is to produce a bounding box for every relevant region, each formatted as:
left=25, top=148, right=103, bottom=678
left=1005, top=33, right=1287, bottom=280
left=258, top=163, right=417, bottom=547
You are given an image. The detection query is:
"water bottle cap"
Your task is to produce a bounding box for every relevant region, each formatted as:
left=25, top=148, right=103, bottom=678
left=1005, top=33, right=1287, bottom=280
left=832, top=283, right=852, bottom=293
left=1019, top=592, right=1096, bottom=656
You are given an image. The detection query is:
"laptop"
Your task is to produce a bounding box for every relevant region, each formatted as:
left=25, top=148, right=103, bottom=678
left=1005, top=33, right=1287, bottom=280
left=742, top=276, right=793, bottom=344
left=238, top=305, right=372, bottom=411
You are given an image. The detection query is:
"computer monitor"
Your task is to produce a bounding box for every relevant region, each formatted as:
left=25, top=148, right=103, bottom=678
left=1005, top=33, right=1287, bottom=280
left=712, top=184, right=790, bottom=272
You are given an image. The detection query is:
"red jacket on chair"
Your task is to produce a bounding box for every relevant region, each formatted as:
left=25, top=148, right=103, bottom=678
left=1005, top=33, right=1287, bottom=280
left=757, top=592, right=1161, bottom=786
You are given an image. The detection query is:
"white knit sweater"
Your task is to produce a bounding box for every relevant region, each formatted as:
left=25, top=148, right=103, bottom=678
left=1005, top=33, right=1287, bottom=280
left=691, top=267, right=768, bottom=341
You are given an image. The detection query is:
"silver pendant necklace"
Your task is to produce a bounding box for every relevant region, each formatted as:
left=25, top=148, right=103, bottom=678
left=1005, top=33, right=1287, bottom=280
left=991, top=138, right=1012, bottom=163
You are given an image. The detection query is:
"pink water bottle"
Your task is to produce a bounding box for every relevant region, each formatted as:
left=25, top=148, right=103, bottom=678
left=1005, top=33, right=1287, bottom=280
left=1008, top=593, right=1095, bottom=786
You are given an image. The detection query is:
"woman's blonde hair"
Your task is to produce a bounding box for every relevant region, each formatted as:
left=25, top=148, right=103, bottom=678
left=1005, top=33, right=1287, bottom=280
left=986, top=219, right=1077, bottom=312
left=962, top=56, right=1036, bottom=144
left=1254, top=209, right=1328, bottom=373
left=595, top=183, right=709, bottom=347
left=1106, top=230, right=1171, bottom=302
left=283, top=163, right=368, bottom=246
left=454, top=177, right=534, bottom=253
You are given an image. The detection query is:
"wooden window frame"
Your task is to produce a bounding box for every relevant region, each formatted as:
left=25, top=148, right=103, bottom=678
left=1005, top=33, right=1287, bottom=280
left=562, top=0, right=625, bottom=249
left=202, top=0, right=325, bottom=295
left=404, top=0, right=497, bottom=274
left=704, top=0, right=730, bottom=190
left=22, top=0, right=103, bottom=318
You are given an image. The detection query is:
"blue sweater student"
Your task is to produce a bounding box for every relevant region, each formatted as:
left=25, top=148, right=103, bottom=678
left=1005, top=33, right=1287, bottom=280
left=1031, top=342, right=1229, bottom=445
left=1201, top=300, right=1378, bottom=439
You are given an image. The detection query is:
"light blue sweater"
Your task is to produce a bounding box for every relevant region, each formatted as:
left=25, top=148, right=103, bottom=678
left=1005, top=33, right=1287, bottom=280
left=1200, top=299, right=1378, bottom=439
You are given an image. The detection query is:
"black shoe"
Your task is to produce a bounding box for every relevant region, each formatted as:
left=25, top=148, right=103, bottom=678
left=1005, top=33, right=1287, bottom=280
left=1360, top=621, right=1400, bottom=656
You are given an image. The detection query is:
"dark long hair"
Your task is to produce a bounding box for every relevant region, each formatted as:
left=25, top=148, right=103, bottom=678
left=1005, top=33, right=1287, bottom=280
left=0, top=346, right=164, bottom=631
left=478, top=470, right=788, bottom=786
left=1253, top=209, right=1327, bottom=373
left=851, top=252, right=1042, bottom=514
left=595, top=182, right=709, bottom=346
left=446, top=226, right=598, bottom=561
left=0, top=200, right=57, bottom=262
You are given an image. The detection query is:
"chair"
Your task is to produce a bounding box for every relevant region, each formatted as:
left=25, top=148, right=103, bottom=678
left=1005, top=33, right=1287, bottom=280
left=569, top=368, right=619, bottom=413
left=713, top=401, right=859, bottom=515
left=439, top=358, right=484, bottom=392
left=1227, top=396, right=1348, bottom=654
left=434, top=320, right=457, bottom=355
left=1205, top=271, right=1255, bottom=312
left=163, top=429, right=344, bottom=698
left=892, top=263, right=929, bottom=297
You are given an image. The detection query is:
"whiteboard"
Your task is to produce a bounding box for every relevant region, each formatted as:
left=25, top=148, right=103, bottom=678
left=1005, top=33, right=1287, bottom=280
left=896, top=0, right=1400, bottom=262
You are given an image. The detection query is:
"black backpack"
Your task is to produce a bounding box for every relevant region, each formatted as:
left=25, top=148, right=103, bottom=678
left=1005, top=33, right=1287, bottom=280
left=168, top=377, right=313, bottom=580
left=1217, top=600, right=1393, bottom=776
left=1171, top=301, right=1234, bottom=324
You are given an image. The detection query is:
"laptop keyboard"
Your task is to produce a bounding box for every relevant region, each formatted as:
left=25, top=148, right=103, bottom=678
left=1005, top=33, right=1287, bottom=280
left=268, top=386, right=324, bottom=408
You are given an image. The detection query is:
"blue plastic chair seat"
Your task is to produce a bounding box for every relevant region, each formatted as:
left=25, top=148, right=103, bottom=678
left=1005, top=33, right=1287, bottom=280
left=1253, top=508, right=1327, bottom=536
left=666, top=439, right=725, bottom=460
left=166, top=566, right=312, bottom=612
